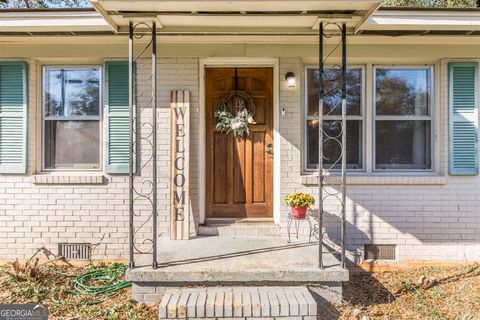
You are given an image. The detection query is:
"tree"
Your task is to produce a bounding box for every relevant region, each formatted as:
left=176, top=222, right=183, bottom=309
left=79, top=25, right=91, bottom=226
left=0, top=0, right=477, bottom=8
left=1, top=0, right=478, bottom=8
left=0, top=0, right=88, bottom=8
left=385, top=0, right=476, bottom=7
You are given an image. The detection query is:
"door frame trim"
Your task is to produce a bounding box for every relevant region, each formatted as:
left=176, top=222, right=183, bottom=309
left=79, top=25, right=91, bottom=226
left=199, top=57, right=280, bottom=224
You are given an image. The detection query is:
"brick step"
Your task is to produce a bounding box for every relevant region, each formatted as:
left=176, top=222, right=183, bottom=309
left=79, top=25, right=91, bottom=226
left=158, top=287, right=317, bottom=319
left=198, top=223, right=281, bottom=237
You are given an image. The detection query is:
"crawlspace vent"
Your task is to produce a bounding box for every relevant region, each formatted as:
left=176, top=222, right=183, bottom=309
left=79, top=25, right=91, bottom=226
left=58, top=243, right=92, bottom=260
left=364, top=244, right=396, bottom=260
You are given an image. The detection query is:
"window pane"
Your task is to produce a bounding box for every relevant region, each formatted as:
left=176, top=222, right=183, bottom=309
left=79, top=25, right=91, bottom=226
left=307, top=68, right=362, bottom=116
left=307, top=120, right=363, bottom=170
left=376, top=68, right=430, bottom=116
left=44, top=120, right=100, bottom=169
left=375, top=120, right=431, bottom=170
left=44, top=68, right=100, bottom=117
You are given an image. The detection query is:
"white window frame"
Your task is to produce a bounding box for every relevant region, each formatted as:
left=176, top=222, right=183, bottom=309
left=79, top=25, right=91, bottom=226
left=372, top=65, right=434, bottom=172
left=303, top=65, right=366, bottom=172
left=41, top=65, right=103, bottom=172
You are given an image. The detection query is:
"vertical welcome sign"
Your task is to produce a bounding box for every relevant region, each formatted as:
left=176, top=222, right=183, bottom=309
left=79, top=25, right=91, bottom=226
left=170, top=90, right=190, bottom=240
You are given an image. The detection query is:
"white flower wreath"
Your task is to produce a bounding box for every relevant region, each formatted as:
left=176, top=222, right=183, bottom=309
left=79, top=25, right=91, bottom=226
left=214, top=90, right=256, bottom=138
left=215, top=108, right=256, bottom=138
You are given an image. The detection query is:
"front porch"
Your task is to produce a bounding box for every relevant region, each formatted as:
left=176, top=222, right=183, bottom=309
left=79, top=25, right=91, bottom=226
left=92, top=0, right=373, bottom=316
left=127, top=235, right=348, bottom=306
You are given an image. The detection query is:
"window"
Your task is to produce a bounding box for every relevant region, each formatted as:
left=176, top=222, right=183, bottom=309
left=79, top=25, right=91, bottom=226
left=42, top=66, right=101, bottom=170
left=374, top=67, right=432, bottom=171
left=305, top=67, right=364, bottom=171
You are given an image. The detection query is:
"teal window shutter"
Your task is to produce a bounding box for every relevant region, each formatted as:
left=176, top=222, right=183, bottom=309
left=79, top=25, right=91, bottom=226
left=105, top=61, right=135, bottom=173
left=0, top=61, right=27, bottom=174
left=449, top=62, right=479, bottom=175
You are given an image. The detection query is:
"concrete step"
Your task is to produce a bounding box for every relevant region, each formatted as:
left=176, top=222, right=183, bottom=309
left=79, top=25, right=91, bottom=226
left=158, top=287, right=317, bottom=319
left=199, top=222, right=281, bottom=237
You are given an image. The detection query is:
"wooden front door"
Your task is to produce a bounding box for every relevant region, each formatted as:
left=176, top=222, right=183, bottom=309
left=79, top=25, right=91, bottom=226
left=206, top=67, right=273, bottom=219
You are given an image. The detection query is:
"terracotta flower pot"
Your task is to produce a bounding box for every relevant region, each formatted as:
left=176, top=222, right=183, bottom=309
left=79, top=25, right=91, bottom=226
left=290, top=206, right=307, bottom=219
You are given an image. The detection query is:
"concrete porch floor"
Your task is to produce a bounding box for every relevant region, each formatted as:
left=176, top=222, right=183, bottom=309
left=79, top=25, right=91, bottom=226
left=127, top=236, right=349, bottom=283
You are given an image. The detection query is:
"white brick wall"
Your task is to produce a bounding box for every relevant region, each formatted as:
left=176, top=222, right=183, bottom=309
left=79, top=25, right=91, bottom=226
left=0, top=58, right=199, bottom=260
left=1, top=53, right=480, bottom=263
left=277, top=57, right=480, bottom=263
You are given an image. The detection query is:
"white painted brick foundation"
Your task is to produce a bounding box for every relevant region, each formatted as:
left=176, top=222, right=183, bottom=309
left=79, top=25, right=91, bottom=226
left=1, top=51, right=480, bottom=264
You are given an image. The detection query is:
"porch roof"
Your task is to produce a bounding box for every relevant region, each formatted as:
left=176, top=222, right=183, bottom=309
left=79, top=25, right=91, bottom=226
left=90, top=0, right=383, bottom=34
left=1, top=5, right=480, bottom=37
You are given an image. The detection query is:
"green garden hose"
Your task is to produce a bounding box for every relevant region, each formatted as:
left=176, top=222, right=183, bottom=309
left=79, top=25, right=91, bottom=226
left=49, top=263, right=132, bottom=305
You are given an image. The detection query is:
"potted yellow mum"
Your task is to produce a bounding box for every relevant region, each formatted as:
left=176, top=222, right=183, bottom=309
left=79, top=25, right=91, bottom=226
left=284, top=192, right=315, bottom=219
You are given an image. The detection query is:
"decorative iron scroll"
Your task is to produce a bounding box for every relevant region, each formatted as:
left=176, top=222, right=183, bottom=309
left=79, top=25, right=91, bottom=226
left=128, top=21, right=158, bottom=268
left=170, top=90, right=190, bottom=240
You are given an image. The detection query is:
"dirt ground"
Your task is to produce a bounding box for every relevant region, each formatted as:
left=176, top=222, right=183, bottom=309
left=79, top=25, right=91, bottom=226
left=0, top=259, right=479, bottom=320
left=330, top=263, right=480, bottom=320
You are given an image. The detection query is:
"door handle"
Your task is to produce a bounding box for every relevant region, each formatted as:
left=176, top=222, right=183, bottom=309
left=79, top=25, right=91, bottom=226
left=266, top=149, right=273, bottom=155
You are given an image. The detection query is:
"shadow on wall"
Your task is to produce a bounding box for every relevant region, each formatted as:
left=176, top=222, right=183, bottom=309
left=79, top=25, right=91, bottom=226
left=278, top=61, right=480, bottom=263
left=310, top=208, right=370, bottom=265
left=306, top=183, right=480, bottom=265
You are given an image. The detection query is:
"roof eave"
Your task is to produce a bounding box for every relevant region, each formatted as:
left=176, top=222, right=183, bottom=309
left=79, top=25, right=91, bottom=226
left=1, top=4, right=480, bottom=35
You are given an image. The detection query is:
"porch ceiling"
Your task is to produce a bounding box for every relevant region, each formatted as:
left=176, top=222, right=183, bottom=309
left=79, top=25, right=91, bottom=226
left=90, top=0, right=384, bottom=34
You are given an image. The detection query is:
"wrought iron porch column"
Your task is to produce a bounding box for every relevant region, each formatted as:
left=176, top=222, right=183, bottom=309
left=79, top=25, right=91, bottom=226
left=341, top=22, right=347, bottom=269
left=152, top=22, right=158, bottom=269
left=128, top=21, right=158, bottom=269
left=318, top=22, right=324, bottom=269
left=318, top=22, right=348, bottom=270
left=128, top=21, right=134, bottom=269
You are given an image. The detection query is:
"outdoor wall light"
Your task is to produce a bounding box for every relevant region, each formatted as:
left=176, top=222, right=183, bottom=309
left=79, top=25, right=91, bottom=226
left=285, top=72, right=296, bottom=87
